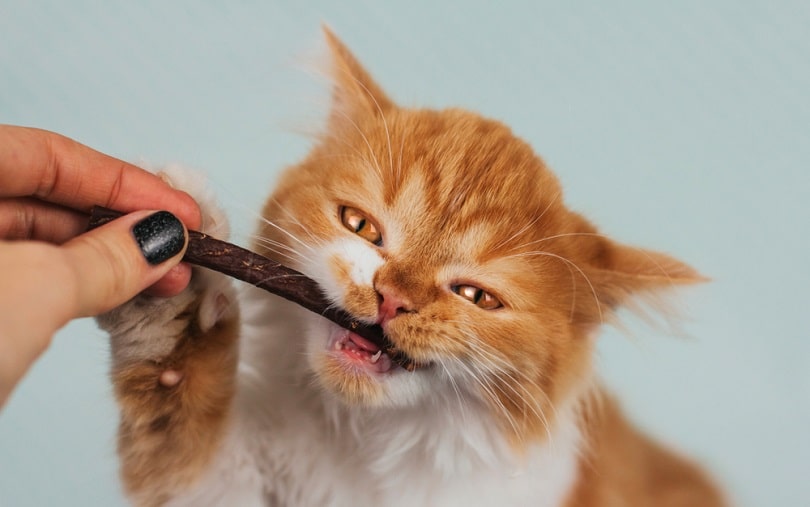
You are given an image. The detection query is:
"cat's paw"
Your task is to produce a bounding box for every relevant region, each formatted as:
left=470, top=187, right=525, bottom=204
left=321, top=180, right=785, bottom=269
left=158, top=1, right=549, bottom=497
left=97, top=165, right=237, bottom=372
left=98, top=268, right=236, bottom=367
left=156, top=163, right=230, bottom=240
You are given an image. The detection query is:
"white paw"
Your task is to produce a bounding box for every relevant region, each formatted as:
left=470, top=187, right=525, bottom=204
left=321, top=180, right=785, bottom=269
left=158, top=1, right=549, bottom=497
left=98, top=270, right=238, bottom=366
left=155, top=165, right=236, bottom=331
left=195, top=269, right=238, bottom=334
left=154, top=163, right=230, bottom=240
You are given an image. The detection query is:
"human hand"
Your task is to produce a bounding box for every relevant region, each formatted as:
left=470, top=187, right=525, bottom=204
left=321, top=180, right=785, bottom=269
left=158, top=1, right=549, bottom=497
left=0, top=125, right=202, bottom=407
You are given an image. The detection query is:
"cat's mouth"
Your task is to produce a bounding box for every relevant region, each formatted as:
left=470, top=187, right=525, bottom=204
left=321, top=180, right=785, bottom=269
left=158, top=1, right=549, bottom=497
left=327, top=327, right=397, bottom=374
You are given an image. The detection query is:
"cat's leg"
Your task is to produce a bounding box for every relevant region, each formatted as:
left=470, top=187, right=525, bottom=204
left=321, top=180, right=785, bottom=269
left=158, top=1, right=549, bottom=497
left=96, top=167, right=240, bottom=506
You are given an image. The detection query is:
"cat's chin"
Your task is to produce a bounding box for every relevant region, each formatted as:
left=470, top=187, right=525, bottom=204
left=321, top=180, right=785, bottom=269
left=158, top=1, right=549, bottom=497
left=308, top=324, right=415, bottom=407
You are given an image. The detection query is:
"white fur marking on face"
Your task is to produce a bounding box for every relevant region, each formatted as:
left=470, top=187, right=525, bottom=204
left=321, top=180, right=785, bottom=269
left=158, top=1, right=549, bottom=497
left=304, top=238, right=385, bottom=305
left=384, top=167, right=426, bottom=252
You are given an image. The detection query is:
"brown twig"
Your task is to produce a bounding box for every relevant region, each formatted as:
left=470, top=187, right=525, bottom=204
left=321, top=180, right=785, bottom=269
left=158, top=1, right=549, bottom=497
left=87, top=206, right=416, bottom=371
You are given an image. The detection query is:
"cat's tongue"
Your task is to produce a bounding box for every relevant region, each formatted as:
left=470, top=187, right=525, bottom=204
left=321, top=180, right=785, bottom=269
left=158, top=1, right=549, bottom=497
left=334, top=330, right=394, bottom=373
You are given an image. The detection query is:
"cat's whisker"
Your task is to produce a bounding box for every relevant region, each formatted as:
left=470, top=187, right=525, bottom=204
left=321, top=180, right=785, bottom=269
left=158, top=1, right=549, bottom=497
left=487, top=366, right=552, bottom=446
left=343, top=68, right=395, bottom=182
left=267, top=198, right=328, bottom=249
left=256, top=215, right=317, bottom=256
left=470, top=364, right=523, bottom=442
left=443, top=327, right=536, bottom=444
left=250, top=239, right=310, bottom=267
left=251, top=232, right=317, bottom=266
left=513, top=232, right=683, bottom=290
left=449, top=352, right=522, bottom=439
left=465, top=338, right=555, bottom=444
left=495, top=191, right=562, bottom=252
left=252, top=273, right=312, bottom=285
left=327, top=136, right=383, bottom=180
left=250, top=234, right=307, bottom=256
left=397, top=131, right=407, bottom=186
left=510, top=231, right=608, bottom=252
left=436, top=357, right=470, bottom=428
left=507, top=250, right=604, bottom=326
left=493, top=214, right=543, bottom=252
left=442, top=324, right=558, bottom=446
left=331, top=108, right=385, bottom=184
left=250, top=231, right=315, bottom=257
left=507, top=231, right=605, bottom=321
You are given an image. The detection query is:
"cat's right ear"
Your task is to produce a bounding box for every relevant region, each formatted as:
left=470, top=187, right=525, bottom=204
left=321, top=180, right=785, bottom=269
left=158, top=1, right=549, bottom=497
left=322, top=26, right=394, bottom=124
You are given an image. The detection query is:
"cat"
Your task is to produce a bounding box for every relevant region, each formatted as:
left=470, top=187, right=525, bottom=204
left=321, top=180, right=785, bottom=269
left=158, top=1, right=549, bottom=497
left=97, top=29, right=727, bottom=507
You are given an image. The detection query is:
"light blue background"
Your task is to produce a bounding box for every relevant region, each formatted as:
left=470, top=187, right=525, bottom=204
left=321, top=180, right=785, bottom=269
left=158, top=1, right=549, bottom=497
left=1, top=2, right=808, bottom=506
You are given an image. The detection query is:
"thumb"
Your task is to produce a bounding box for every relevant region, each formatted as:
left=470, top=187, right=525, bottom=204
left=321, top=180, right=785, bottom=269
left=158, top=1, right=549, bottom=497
left=61, top=210, right=188, bottom=318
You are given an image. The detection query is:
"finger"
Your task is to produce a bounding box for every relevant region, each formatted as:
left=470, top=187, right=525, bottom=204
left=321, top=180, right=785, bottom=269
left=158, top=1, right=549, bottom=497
left=0, top=125, right=201, bottom=229
left=0, top=198, right=87, bottom=243
left=144, top=263, right=193, bottom=297
left=0, top=197, right=194, bottom=295
left=0, top=212, right=187, bottom=407
left=59, top=210, right=188, bottom=318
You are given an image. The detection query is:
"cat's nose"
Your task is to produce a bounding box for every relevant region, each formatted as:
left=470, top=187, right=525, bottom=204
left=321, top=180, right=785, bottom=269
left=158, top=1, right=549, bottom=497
left=375, top=284, right=413, bottom=326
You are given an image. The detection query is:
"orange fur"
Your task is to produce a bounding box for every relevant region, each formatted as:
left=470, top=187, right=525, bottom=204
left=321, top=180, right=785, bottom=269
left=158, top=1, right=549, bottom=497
left=566, top=394, right=728, bottom=507
left=106, top=282, right=239, bottom=505
left=256, top=28, right=725, bottom=504
left=102, top=28, right=725, bottom=506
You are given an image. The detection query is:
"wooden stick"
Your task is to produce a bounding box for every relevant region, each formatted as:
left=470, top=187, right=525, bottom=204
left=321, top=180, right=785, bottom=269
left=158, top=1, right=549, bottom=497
left=87, top=206, right=417, bottom=371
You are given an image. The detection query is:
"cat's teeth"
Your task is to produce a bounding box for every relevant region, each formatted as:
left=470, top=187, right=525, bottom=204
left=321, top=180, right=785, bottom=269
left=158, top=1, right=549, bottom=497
left=335, top=341, right=344, bottom=351
left=370, top=350, right=383, bottom=364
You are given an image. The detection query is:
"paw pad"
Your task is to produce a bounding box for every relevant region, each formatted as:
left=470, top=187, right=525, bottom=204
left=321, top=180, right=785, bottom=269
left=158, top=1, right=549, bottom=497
left=159, top=369, right=183, bottom=387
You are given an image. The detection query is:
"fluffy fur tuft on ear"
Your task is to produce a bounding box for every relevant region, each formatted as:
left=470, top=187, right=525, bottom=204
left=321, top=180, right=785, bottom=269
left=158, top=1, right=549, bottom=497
left=562, top=213, right=706, bottom=325
left=591, top=240, right=706, bottom=307
left=322, top=25, right=394, bottom=124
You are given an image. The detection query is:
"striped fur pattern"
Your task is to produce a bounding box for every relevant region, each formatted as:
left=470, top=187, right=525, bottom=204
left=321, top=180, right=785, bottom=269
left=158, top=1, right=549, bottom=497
left=97, top=29, right=726, bottom=507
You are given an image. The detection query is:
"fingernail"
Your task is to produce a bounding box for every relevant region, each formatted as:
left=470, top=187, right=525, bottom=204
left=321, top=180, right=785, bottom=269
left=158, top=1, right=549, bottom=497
left=132, top=211, right=186, bottom=265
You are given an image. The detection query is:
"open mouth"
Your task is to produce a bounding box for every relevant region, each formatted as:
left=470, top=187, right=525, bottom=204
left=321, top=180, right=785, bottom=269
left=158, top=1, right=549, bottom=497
left=326, top=327, right=424, bottom=373
left=328, top=328, right=396, bottom=373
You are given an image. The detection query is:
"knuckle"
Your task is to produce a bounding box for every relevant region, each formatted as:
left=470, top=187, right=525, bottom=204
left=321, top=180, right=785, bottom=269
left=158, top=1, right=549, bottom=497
left=34, top=132, right=61, bottom=200
left=105, top=164, right=126, bottom=209
left=0, top=200, right=35, bottom=240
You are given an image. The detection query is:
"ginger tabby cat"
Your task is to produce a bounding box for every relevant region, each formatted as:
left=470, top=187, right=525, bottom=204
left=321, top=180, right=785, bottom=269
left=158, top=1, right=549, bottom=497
left=97, top=29, right=726, bottom=506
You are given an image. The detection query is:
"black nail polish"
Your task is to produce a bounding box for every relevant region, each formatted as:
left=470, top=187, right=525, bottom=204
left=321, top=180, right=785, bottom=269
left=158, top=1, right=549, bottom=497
left=132, top=211, right=186, bottom=265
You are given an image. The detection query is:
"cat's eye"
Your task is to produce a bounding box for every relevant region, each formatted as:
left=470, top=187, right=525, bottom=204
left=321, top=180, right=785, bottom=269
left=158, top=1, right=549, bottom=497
left=451, top=284, right=502, bottom=310
left=340, top=206, right=383, bottom=246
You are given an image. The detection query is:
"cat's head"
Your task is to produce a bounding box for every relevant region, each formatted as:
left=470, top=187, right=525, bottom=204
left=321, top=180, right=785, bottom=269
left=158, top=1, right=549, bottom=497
left=257, top=29, right=702, bottom=440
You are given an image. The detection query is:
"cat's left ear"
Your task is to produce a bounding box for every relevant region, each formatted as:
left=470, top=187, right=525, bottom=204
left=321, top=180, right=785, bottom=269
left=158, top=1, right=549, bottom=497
left=322, top=26, right=395, bottom=123
left=589, top=238, right=707, bottom=311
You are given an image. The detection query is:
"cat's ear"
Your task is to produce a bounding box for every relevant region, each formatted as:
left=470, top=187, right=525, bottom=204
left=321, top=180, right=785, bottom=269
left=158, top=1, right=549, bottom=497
left=322, top=26, right=394, bottom=123
left=586, top=238, right=706, bottom=316
left=565, top=211, right=706, bottom=320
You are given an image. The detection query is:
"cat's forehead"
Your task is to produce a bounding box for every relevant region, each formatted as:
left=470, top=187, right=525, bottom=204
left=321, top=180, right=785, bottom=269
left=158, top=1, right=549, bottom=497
left=331, top=108, right=564, bottom=257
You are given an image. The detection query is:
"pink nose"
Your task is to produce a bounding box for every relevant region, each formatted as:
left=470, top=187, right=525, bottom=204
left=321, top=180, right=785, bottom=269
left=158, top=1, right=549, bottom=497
left=376, top=284, right=413, bottom=326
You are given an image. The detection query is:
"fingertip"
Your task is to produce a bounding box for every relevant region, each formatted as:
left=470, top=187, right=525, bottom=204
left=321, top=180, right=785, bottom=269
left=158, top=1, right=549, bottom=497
left=132, top=211, right=187, bottom=266
left=173, top=189, right=203, bottom=231
left=144, top=263, right=193, bottom=297
left=63, top=209, right=190, bottom=317
left=154, top=172, right=200, bottom=229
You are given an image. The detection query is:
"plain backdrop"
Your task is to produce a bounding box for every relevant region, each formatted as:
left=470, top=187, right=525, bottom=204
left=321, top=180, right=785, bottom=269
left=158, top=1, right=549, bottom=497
left=1, top=2, right=808, bottom=506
